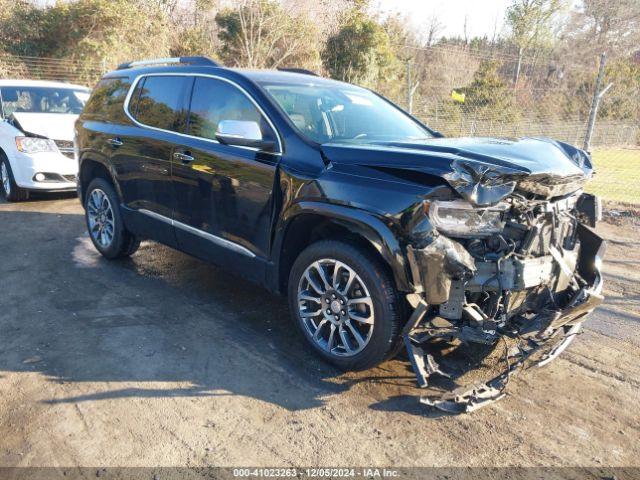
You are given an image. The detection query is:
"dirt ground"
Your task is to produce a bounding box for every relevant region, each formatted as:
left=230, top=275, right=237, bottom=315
left=0, top=193, right=638, bottom=468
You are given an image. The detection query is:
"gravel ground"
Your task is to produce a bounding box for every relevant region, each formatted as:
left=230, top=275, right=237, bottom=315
left=0, top=194, right=638, bottom=468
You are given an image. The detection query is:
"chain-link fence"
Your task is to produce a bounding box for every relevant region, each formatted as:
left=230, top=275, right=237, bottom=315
left=1, top=49, right=638, bottom=205
left=391, top=45, right=639, bottom=206
left=0, top=54, right=105, bottom=86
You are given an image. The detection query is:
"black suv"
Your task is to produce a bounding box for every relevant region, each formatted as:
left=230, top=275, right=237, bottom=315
left=76, top=57, right=605, bottom=374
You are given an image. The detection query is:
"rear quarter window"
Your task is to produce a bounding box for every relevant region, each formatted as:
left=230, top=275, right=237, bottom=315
left=130, top=75, right=191, bottom=133
left=82, top=77, right=132, bottom=123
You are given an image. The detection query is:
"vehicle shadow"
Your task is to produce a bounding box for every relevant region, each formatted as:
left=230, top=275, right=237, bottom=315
left=0, top=206, right=416, bottom=412
left=0, top=190, right=77, bottom=205
left=0, top=205, right=538, bottom=415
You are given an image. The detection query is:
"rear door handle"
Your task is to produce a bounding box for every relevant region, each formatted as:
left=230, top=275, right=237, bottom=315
left=173, top=152, right=195, bottom=164
left=107, top=138, right=123, bottom=147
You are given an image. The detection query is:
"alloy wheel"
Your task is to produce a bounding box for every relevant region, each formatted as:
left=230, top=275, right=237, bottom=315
left=297, top=259, right=375, bottom=357
left=1, top=162, right=10, bottom=197
left=87, top=188, right=115, bottom=248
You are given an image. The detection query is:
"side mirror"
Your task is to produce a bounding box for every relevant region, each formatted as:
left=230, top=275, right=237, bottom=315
left=215, top=120, right=276, bottom=152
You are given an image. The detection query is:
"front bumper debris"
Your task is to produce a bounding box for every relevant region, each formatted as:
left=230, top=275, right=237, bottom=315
left=416, top=315, right=596, bottom=414
left=403, top=202, right=606, bottom=414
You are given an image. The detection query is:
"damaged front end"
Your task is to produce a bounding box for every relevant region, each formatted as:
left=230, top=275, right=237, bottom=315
left=402, top=181, right=605, bottom=413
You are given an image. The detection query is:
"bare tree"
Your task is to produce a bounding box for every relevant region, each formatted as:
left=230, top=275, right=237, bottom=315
left=562, top=0, right=640, bottom=59
left=425, top=14, right=444, bottom=46
left=506, top=0, right=565, bottom=84
left=463, top=14, right=469, bottom=45
left=144, top=0, right=180, bottom=16
left=491, top=12, right=501, bottom=46
left=216, top=0, right=320, bottom=69
left=281, top=0, right=353, bottom=39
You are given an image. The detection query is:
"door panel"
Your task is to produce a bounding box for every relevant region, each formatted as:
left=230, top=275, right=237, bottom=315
left=172, top=76, right=280, bottom=267
left=109, top=75, right=191, bottom=245
left=110, top=126, right=174, bottom=216
left=172, top=137, right=277, bottom=258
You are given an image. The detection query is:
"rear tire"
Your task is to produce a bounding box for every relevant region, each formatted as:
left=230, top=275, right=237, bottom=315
left=1, top=154, right=29, bottom=202
left=84, top=178, right=139, bottom=259
left=288, top=240, right=403, bottom=371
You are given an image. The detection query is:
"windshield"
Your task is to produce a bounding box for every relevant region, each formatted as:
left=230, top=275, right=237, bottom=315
left=260, top=82, right=431, bottom=144
left=0, top=86, right=89, bottom=117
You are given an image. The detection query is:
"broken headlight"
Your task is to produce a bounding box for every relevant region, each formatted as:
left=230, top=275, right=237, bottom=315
left=428, top=200, right=508, bottom=238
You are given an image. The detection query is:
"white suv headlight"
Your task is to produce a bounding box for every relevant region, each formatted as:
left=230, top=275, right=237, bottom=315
left=15, top=136, right=58, bottom=154
left=428, top=200, right=508, bottom=237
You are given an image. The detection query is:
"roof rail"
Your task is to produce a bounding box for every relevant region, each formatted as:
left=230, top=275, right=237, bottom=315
left=117, top=56, right=220, bottom=70
left=277, top=67, right=319, bottom=77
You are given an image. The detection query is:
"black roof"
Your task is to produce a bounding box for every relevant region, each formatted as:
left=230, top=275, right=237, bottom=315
left=107, top=57, right=350, bottom=88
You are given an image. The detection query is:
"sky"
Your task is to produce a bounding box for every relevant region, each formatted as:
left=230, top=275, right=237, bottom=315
left=373, top=0, right=513, bottom=40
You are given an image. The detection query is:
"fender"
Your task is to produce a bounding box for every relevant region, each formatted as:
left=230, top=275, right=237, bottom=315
left=0, top=118, right=24, bottom=164
left=272, top=200, right=412, bottom=293
left=78, top=150, right=123, bottom=205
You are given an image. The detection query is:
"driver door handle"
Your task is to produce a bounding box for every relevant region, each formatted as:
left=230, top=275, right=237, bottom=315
left=107, top=138, right=123, bottom=147
left=173, top=152, right=195, bottom=164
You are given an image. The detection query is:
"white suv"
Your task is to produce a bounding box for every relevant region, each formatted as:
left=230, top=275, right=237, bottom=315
left=0, top=79, right=90, bottom=201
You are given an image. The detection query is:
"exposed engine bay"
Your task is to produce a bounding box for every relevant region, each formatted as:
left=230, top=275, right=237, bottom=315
left=403, top=189, right=606, bottom=413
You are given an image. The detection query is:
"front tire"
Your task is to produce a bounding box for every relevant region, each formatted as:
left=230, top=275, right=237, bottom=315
left=288, top=240, right=402, bottom=371
left=84, top=178, right=139, bottom=259
left=1, top=155, right=28, bottom=202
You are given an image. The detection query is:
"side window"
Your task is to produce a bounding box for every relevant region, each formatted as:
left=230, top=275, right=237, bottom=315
left=82, top=77, right=132, bottom=123
left=0, top=87, right=25, bottom=117
left=187, top=77, right=277, bottom=147
left=126, top=78, right=145, bottom=118
left=133, top=76, right=190, bottom=132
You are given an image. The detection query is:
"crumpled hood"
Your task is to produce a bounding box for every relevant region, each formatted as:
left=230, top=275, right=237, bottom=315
left=321, top=137, right=593, bottom=206
left=10, top=112, right=78, bottom=142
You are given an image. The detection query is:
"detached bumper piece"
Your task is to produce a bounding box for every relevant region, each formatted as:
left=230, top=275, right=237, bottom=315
left=406, top=291, right=602, bottom=413
left=417, top=319, right=592, bottom=414
left=421, top=381, right=506, bottom=414
left=404, top=193, right=606, bottom=414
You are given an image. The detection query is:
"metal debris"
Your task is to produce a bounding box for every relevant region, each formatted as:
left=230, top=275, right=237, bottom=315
left=406, top=318, right=591, bottom=414
left=421, top=383, right=506, bottom=414
left=402, top=187, right=605, bottom=414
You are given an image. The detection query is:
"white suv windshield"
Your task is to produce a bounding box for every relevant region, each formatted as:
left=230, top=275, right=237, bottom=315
left=260, top=82, right=431, bottom=144
left=1, top=86, right=89, bottom=116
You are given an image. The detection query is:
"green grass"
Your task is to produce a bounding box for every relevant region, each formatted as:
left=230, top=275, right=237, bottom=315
left=586, top=148, right=640, bottom=205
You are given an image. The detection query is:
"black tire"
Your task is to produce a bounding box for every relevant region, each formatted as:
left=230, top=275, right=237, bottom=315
left=84, top=177, right=140, bottom=259
left=288, top=240, right=403, bottom=371
left=1, top=154, right=29, bottom=202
